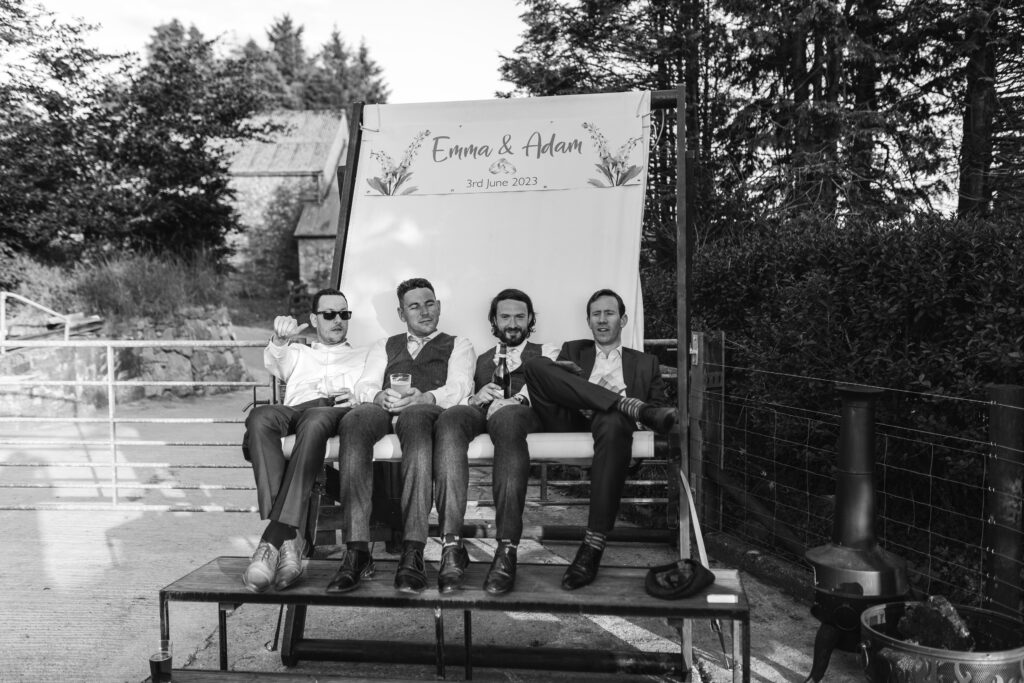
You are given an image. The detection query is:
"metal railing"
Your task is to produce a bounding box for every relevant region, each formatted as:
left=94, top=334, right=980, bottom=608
left=0, top=337, right=681, bottom=515
left=0, top=338, right=267, bottom=511
left=1, top=292, right=74, bottom=349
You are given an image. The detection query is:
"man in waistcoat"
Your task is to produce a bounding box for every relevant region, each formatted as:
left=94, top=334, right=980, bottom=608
left=433, top=289, right=560, bottom=594
left=241, top=288, right=366, bottom=593
left=524, top=288, right=678, bottom=590
left=326, top=277, right=475, bottom=594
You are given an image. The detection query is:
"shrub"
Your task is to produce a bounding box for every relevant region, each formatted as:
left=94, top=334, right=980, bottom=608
left=692, top=215, right=1024, bottom=596
left=71, top=252, right=226, bottom=320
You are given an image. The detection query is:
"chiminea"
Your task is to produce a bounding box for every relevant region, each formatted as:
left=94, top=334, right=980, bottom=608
left=802, top=385, right=909, bottom=682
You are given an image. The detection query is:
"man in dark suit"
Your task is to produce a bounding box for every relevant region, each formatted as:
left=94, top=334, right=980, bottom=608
left=524, top=288, right=677, bottom=590
left=433, top=288, right=560, bottom=594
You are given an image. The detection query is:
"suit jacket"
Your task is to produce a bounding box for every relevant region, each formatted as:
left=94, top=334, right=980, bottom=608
left=557, top=339, right=669, bottom=407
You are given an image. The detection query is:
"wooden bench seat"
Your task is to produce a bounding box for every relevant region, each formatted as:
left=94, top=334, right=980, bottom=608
left=281, top=431, right=665, bottom=465
left=159, top=556, right=750, bottom=681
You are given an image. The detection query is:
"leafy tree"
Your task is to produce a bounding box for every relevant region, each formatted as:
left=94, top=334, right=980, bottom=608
left=238, top=19, right=390, bottom=111
left=0, top=4, right=271, bottom=267
left=957, top=0, right=1024, bottom=217
left=266, top=15, right=307, bottom=82
left=0, top=0, right=135, bottom=263
left=500, top=0, right=1024, bottom=230
left=111, top=21, right=273, bottom=260
left=304, top=30, right=390, bottom=109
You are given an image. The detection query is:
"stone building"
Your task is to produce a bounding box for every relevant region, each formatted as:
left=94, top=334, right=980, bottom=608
left=228, top=110, right=348, bottom=288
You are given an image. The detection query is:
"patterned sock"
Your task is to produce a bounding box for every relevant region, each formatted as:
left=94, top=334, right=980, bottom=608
left=615, top=396, right=647, bottom=422
left=498, top=539, right=518, bottom=551
left=582, top=529, right=607, bottom=551
left=261, top=520, right=296, bottom=548
left=442, top=533, right=462, bottom=549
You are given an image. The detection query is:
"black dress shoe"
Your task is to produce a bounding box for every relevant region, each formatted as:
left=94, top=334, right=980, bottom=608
left=640, top=406, right=678, bottom=434
left=326, top=549, right=374, bottom=593
left=438, top=543, right=470, bottom=594
left=483, top=543, right=517, bottom=595
left=561, top=543, right=603, bottom=590
left=394, top=545, right=428, bottom=594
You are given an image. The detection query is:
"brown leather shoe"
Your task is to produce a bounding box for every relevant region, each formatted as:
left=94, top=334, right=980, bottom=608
left=483, top=543, right=517, bottom=595
left=273, top=536, right=306, bottom=590
left=242, top=542, right=280, bottom=593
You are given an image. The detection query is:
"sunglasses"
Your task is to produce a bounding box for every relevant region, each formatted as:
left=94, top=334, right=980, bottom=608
left=317, top=310, right=353, bottom=321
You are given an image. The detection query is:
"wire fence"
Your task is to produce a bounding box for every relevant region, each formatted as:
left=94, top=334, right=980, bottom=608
left=694, top=346, right=1024, bottom=618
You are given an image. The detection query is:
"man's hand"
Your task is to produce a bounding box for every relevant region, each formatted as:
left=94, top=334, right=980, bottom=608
left=331, top=387, right=354, bottom=408
left=468, top=382, right=503, bottom=409
left=486, top=396, right=519, bottom=419
left=271, top=316, right=309, bottom=345
left=553, top=360, right=584, bottom=375
left=377, top=387, right=433, bottom=413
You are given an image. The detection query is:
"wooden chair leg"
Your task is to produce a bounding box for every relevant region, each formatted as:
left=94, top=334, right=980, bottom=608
left=280, top=603, right=307, bottom=667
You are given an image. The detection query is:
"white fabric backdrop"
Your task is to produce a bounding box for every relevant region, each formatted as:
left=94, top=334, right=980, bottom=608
left=338, top=92, right=651, bottom=353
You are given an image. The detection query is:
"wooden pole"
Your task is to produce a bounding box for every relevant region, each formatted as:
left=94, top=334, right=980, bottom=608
left=330, top=102, right=366, bottom=287
left=984, top=384, right=1024, bottom=616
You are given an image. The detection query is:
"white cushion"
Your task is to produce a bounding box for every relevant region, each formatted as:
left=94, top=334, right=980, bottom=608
left=280, top=431, right=657, bottom=465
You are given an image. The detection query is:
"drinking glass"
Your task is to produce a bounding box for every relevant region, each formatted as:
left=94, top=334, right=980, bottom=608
left=389, top=373, right=413, bottom=396
left=149, top=639, right=172, bottom=682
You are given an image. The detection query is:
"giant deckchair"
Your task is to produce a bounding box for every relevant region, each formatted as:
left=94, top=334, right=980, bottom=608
left=276, top=88, right=710, bottom=676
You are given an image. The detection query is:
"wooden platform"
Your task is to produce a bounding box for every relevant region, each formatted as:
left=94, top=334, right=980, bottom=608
left=160, top=557, right=750, bottom=681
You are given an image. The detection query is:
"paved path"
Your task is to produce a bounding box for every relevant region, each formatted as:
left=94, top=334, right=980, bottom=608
left=0, top=326, right=864, bottom=682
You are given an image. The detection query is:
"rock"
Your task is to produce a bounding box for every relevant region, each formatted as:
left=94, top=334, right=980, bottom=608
left=897, top=596, right=974, bottom=651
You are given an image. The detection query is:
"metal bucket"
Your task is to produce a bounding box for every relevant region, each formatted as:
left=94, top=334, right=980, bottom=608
left=860, top=601, right=1024, bottom=682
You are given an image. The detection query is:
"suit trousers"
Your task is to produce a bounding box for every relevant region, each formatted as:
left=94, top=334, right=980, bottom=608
left=435, top=404, right=542, bottom=543
left=245, top=399, right=349, bottom=529
left=524, top=356, right=636, bottom=533
left=339, top=402, right=468, bottom=544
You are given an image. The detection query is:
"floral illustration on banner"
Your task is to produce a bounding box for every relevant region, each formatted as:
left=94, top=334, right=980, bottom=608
left=581, top=122, right=643, bottom=187
left=366, top=129, right=431, bottom=196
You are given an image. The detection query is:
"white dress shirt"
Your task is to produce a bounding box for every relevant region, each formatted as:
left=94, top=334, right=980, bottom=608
left=354, top=331, right=476, bottom=408
left=587, top=344, right=627, bottom=396
left=265, top=340, right=367, bottom=407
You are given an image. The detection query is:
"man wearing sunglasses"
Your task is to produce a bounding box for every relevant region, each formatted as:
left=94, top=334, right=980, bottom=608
left=326, top=277, right=475, bottom=595
left=241, top=288, right=366, bottom=593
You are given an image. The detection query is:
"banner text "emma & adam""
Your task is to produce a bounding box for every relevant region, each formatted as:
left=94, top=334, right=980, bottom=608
left=431, top=132, right=584, bottom=162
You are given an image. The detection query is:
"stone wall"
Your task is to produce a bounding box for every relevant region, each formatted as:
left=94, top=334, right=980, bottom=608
left=117, top=305, right=252, bottom=400
left=0, top=306, right=252, bottom=416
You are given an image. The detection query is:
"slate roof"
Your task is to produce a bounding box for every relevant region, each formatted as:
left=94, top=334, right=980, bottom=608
left=228, top=110, right=348, bottom=178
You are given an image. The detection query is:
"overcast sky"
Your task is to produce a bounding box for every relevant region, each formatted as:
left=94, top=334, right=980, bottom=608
left=37, top=0, right=528, bottom=104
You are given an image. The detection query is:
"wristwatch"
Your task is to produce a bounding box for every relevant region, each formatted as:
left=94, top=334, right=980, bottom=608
left=514, top=394, right=530, bottom=406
